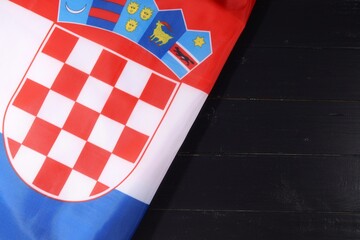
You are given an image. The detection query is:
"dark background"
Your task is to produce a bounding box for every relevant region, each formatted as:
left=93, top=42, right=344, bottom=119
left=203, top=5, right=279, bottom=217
left=133, top=0, right=360, bottom=239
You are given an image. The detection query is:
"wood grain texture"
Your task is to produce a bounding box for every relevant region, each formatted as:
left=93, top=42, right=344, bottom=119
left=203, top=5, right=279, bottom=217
left=134, top=211, right=360, bottom=240
left=239, top=0, right=360, bottom=48
left=134, top=0, right=360, bottom=239
left=210, top=48, right=360, bottom=100
left=150, top=155, right=360, bottom=212
left=181, top=100, right=360, bottom=155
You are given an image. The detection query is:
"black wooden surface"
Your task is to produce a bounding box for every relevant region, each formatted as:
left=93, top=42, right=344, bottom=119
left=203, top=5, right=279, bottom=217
left=133, top=0, right=360, bottom=239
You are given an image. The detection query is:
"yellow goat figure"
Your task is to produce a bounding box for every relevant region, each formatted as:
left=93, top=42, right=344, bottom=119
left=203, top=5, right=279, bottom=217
left=150, top=21, right=173, bottom=46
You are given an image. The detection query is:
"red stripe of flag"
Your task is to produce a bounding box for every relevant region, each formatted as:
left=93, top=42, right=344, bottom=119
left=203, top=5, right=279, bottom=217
left=170, top=44, right=198, bottom=71
left=106, top=0, right=126, bottom=4
left=89, top=8, right=120, bottom=23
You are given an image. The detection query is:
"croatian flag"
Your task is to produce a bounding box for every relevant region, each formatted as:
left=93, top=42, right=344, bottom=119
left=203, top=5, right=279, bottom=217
left=0, top=0, right=255, bottom=239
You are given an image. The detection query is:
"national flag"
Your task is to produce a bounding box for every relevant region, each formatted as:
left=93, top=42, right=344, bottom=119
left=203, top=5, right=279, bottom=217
left=0, top=0, right=255, bottom=239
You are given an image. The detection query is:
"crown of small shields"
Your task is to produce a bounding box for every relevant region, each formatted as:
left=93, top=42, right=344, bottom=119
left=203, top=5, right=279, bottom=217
left=59, top=0, right=213, bottom=79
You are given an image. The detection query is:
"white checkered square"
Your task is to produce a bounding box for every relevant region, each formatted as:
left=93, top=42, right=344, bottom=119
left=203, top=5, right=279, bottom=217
left=66, top=38, right=102, bottom=74
left=5, top=106, right=35, bottom=143
left=127, top=100, right=164, bottom=136
left=12, top=146, right=46, bottom=183
left=48, top=130, right=86, bottom=168
left=98, top=154, right=133, bottom=187
left=27, top=53, right=63, bottom=88
left=77, top=76, right=113, bottom=112
left=59, top=170, right=97, bottom=201
left=115, top=61, right=152, bottom=98
left=37, top=90, right=74, bottom=127
left=88, top=115, right=124, bottom=152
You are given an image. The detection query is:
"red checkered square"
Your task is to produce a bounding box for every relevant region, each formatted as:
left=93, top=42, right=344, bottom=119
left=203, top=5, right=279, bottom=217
left=113, top=127, right=148, bottom=163
left=42, top=28, right=78, bottom=62
left=90, top=182, right=109, bottom=196
left=90, top=50, right=127, bottom=86
left=140, top=74, right=176, bottom=110
left=51, top=64, right=88, bottom=100
left=7, top=138, right=21, bottom=158
left=13, top=79, right=49, bottom=115
left=102, top=89, right=138, bottom=124
left=23, top=118, right=61, bottom=155
left=33, top=158, right=72, bottom=196
left=73, top=143, right=111, bottom=180
left=63, top=103, right=99, bottom=140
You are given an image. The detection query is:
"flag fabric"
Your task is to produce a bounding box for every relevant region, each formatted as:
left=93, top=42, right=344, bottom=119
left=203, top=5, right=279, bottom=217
left=113, top=0, right=158, bottom=42
left=0, top=0, right=255, bottom=239
left=87, top=0, right=126, bottom=30
left=162, top=30, right=212, bottom=78
left=5, top=26, right=178, bottom=201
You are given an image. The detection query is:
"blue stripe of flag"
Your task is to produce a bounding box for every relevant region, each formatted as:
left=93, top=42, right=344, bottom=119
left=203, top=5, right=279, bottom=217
left=0, top=133, right=148, bottom=240
left=87, top=17, right=118, bottom=30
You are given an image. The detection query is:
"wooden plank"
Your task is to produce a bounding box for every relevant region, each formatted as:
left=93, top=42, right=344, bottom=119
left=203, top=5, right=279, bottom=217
left=150, top=155, right=360, bottom=212
left=179, top=99, right=360, bottom=155
left=133, top=210, right=360, bottom=240
left=210, top=47, right=360, bottom=101
left=132, top=1, right=360, bottom=239
left=239, top=0, right=360, bottom=48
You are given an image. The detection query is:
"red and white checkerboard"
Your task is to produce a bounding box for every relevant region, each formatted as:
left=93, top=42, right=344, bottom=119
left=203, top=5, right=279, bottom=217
left=3, top=26, right=179, bottom=201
